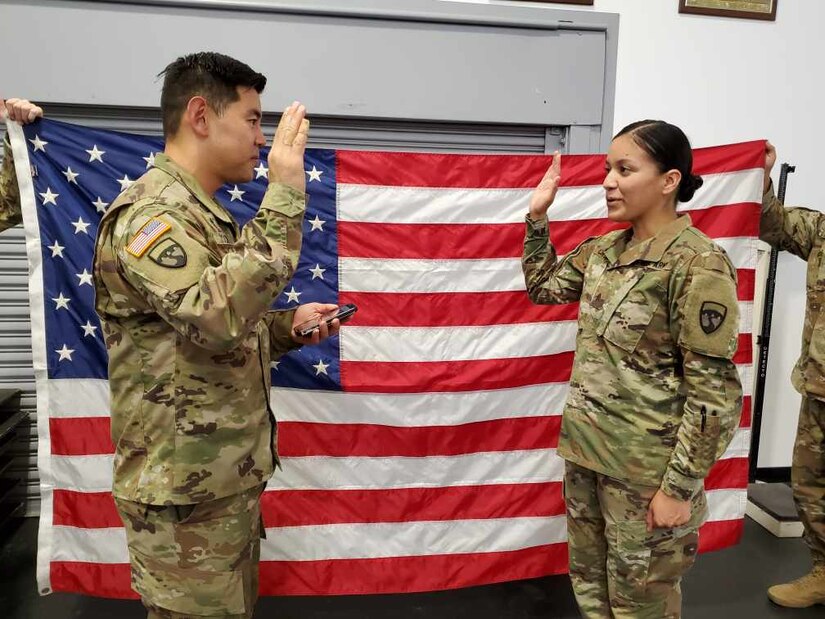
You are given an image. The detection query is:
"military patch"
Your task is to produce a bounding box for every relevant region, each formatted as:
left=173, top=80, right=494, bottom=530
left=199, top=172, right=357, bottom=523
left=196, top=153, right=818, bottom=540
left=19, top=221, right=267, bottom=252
left=126, top=217, right=171, bottom=257
left=700, top=301, right=727, bottom=334
left=148, top=238, right=188, bottom=268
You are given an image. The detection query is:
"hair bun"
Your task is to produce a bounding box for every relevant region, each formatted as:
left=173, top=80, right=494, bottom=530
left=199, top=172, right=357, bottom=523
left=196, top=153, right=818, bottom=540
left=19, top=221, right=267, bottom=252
left=678, top=174, right=703, bottom=202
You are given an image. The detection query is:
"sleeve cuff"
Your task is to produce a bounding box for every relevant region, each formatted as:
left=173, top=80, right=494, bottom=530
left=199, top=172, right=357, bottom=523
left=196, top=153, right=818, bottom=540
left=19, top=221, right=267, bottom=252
left=660, top=467, right=703, bottom=502
left=525, top=213, right=548, bottom=232
left=762, top=182, right=775, bottom=212
left=260, top=182, right=307, bottom=218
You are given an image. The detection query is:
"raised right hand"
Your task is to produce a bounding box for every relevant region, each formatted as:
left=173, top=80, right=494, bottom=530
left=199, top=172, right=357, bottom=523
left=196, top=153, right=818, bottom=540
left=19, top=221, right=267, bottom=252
left=529, top=151, right=561, bottom=221
left=268, top=102, right=309, bottom=193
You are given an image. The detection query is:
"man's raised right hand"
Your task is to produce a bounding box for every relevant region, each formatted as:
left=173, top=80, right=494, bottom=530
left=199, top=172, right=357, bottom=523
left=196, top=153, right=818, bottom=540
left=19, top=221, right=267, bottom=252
left=268, top=102, right=309, bottom=193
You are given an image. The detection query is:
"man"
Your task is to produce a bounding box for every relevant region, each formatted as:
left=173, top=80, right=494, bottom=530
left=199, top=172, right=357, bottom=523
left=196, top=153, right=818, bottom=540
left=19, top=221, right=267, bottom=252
left=93, top=52, right=338, bottom=619
left=0, top=98, right=43, bottom=232
left=761, top=141, right=825, bottom=608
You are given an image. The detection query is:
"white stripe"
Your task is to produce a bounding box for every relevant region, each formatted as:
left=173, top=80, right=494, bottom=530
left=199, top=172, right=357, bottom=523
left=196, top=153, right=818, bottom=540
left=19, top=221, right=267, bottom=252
left=678, top=169, right=763, bottom=213
left=270, top=449, right=565, bottom=491
left=721, top=427, right=751, bottom=460
left=340, top=321, right=578, bottom=362
left=337, top=169, right=761, bottom=225
left=707, top=488, right=748, bottom=521
left=51, top=515, right=567, bottom=563
left=339, top=257, right=524, bottom=293
left=49, top=378, right=110, bottom=418
left=52, top=454, right=113, bottom=492
left=340, top=238, right=756, bottom=294
left=739, top=363, right=754, bottom=397
left=273, top=383, right=569, bottom=425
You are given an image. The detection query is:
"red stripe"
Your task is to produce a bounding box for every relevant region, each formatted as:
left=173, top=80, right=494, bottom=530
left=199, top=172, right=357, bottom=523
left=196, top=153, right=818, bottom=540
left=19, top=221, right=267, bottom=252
left=50, top=417, right=113, bottom=456
left=50, top=562, right=137, bottom=599
left=341, top=352, right=575, bottom=393
left=698, top=519, right=744, bottom=553
left=337, top=142, right=763, bottom=188
left=705, top=457, right=749, bottom=491
left=689, top=203, right=761, bottom=239
left=734, top=333, right=753, bottom=365
left=737, top=398, right=753, bottom=425
left=692, top=140, right=765, bottom=176
left=340, top=291, right=579, bottom=327
left=53, top=490, right=120, bottom=528
left=264, top=482, right=564, bottom=527
left=279, top=416, right=561, bottom=457
left=337, top=203, right=758, bottom=260
left=258, top=544, right=570, bottom=596
left=738, top=269, right=755, bottom=301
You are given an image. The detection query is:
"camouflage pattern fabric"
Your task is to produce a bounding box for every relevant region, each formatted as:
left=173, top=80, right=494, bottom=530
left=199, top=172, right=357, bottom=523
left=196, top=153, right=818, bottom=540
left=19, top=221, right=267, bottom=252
left=115, top=483, right=266, bottom=618
left=93, top=153, right=305, bottom=505
left=793, top=398, right=825, bottom=566
left=564, top=462, right=704, bottom=618
left=760, top=188, right=825, bottom=567
left=522, top=214, right=742, bottom=502
left=761, top=185, right=825, bottom=399
left=0, top=134, right=23, bottom=232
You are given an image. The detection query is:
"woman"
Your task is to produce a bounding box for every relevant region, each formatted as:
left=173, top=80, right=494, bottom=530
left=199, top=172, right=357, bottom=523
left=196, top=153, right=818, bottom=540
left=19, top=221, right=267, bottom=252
left=522, top=120, right=743, bottom=618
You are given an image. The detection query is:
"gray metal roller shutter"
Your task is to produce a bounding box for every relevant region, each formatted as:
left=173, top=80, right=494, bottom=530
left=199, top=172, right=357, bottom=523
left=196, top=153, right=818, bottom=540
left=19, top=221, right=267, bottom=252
left=1, top=104, right=563, bottom=516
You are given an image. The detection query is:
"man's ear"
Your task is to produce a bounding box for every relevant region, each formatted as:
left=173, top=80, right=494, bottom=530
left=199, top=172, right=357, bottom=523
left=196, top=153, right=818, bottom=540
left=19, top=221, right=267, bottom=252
left=662, top=169, right=682, bottom=197
left=183, top=96, right=210, bottom=138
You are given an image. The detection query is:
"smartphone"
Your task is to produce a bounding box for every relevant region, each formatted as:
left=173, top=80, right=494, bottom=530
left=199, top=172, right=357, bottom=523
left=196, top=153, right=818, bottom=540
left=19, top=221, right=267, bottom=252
left=293, top=303, right=358, bottom=338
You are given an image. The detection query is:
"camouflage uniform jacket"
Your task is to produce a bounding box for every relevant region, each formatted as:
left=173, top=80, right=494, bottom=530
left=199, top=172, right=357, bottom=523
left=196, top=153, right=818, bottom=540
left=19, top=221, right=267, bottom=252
left=760, top=185, right=825, bottom=400
left=93, top=153, right=305, bottom=505
left=523, top=215, right=743, bottom=501
left=0, top=135, right=23, bottom=232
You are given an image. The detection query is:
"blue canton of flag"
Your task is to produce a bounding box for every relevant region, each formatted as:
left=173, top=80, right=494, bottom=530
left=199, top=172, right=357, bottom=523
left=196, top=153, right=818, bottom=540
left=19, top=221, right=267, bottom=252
left=22, top=118, right=341, bottom=390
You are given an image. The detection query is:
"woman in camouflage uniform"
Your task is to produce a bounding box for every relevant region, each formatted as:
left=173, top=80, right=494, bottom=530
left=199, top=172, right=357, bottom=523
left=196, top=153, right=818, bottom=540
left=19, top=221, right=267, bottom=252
left=522, top=120, right=743, bottom=618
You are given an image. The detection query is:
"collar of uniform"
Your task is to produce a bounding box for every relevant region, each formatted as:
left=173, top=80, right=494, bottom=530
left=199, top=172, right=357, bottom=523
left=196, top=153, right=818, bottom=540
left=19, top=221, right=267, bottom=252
left=609, top=214, right=692, bottom=267
left=153, top=153, right=238, bottom=227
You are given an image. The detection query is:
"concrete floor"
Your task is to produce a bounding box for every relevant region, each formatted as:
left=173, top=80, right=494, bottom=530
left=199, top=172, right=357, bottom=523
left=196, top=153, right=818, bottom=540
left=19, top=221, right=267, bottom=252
left=1, top=517, right=822, bottom=618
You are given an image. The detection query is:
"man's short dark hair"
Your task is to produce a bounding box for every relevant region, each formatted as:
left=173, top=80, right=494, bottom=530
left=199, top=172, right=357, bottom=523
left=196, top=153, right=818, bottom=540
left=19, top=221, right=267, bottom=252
left=158, top=52, right=267, bottom=138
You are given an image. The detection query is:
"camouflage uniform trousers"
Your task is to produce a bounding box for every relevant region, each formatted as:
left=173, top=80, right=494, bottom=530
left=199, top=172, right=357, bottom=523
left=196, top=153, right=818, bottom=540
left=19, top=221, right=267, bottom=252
left=564, top=462, right=706, bottom=619
left=793, top=397, right=825, bottom=567
left=115, top=483, right=267, bottom=619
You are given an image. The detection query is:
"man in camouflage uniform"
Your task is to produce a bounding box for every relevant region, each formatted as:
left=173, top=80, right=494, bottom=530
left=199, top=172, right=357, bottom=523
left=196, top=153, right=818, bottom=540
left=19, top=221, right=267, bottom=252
left=760, top=142, right=825, bottom=608
left=523, top=144, right=742, bottom=617
left=0, top=98, right=43, bottom=232
left=93, top=53, right=337, bottom=618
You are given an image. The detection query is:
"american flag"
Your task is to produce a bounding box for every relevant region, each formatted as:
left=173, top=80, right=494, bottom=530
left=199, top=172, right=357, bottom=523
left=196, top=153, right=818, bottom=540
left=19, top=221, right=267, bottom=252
left=7, top=118, right=761, bottom=598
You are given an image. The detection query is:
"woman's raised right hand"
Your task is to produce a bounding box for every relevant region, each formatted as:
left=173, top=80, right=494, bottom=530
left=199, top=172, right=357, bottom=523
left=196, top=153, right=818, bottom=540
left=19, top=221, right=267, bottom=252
left=529, top=151, right=561, bottom=221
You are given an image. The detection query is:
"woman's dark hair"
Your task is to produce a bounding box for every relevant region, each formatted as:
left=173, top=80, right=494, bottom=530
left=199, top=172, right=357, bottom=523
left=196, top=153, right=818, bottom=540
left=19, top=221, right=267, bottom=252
left=614, top=120, right=704, bottom=203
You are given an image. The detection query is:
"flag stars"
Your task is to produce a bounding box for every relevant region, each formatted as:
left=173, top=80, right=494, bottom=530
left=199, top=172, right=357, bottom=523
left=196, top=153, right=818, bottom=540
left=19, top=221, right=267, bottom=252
left=40, top=188, right=59, bottom=206
left=306, top=166, right=323, bottom=182
left=254, top=162, right=269, bottom=179
left=76, top=269, right=94, bottom=286
left=72, top=217, right=91, bottom=235
left=313, top=359, right=329, bottom=376
left=30, top=135, right=48, bottom=152
left=270, top=360, right=281, bottom=371
left=80, top=321, right=99, bottom=338
left=309, top=264, right=326, bottom=280
left=143, top=152, right=156, bottom=169
left=92, top=197, right=109, bottom=213
left=228, top=185, right=245, bottom=202
left=308, top=215, right=326, bottom=232
left=52, top=293, right=71, bottom=310
left=117, top=175, right=134, bottom=191
left=48, top=240, right=65, bottom=258
left=62, top=167, right=80, bottom=184
left=55, top=344, right=75, bottom=362
left=284, top=286, right=302, bottom=303
left=86, top=145, right=105, bottom=163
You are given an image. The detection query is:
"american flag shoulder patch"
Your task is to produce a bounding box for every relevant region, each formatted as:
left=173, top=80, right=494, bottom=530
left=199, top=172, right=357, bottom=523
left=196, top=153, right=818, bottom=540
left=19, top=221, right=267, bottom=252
left=126, top=217, right=171, bottom=257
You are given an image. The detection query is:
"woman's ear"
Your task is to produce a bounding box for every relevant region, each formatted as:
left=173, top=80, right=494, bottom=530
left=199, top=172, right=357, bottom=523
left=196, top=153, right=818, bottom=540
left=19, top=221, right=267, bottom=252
left=662, top=169, right=682, bottom=197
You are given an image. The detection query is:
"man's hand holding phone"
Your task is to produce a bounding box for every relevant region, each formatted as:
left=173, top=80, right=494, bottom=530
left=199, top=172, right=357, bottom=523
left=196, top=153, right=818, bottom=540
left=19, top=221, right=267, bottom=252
left=291, top=303, right=358, bottom=345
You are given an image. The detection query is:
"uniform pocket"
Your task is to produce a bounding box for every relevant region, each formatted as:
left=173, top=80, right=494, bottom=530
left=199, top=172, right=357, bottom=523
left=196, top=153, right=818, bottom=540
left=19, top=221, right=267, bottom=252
left=609, top=520, right=652, bottom=601
left=598, top=274, right=663, bottom=354
left=130, top=547, right=247, bottom=616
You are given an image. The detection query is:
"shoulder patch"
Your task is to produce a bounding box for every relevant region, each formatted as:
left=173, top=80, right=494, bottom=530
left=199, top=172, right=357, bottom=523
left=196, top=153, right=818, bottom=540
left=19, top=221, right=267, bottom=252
left=126, top=217, right=171, bottom=257
left=148, top=238, right=187, bottom=268
left=700, top=301, right=727, bottom=334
